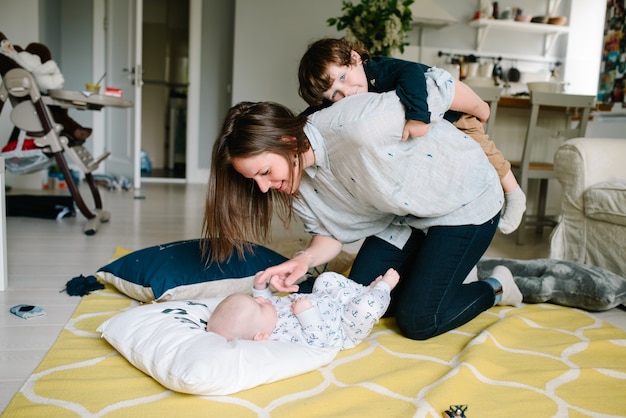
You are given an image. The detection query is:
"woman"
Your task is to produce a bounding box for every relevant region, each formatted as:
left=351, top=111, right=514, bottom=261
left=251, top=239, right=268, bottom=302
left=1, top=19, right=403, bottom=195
left=202, top=67, right=521, bottom=340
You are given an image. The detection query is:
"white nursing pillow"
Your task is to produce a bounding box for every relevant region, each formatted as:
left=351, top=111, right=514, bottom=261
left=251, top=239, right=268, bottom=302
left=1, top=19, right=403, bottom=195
left=98, top=297, right=339, bottom=395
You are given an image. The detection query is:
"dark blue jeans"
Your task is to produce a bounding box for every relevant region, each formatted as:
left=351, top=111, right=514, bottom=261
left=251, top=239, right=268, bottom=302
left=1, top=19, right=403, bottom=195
left=348, top=214, right=499, bottom=340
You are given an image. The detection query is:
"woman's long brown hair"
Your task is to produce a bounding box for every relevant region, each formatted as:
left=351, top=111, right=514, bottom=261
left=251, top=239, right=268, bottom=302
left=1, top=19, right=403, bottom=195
left=201, top=101, right=309, bottom=265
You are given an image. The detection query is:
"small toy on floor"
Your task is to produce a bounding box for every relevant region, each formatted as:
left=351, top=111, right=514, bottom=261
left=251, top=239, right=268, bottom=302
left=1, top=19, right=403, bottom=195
left=92, top=174, right=133, bottom=191
left=10, top=304, right=46, bottom=319
left=443, top=404, right=468, bottom=418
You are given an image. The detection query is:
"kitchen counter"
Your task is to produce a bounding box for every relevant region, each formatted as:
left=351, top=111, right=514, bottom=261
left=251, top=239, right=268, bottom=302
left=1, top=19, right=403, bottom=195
left=498, top=95, right=602, bottom=111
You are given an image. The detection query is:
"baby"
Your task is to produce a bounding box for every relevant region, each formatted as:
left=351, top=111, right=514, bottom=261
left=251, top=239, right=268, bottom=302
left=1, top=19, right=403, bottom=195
left=206, top=268, right=399, bottom=350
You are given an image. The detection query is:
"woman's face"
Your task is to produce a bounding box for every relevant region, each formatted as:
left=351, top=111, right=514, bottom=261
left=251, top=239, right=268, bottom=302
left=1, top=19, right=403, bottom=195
left=322, top=50, right=368, bottom=103
left=232, top=151, right=299, bottom=194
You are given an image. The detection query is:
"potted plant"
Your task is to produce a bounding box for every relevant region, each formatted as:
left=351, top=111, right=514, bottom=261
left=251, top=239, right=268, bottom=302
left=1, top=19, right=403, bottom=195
left=327, top=0, right=414, bottom=57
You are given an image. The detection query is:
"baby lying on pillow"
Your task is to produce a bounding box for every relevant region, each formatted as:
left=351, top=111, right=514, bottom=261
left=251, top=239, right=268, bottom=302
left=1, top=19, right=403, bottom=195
left=207, top=268, right=399, bottom=350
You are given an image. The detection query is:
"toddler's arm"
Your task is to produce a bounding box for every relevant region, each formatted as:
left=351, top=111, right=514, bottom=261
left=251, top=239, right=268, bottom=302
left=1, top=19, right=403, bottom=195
left=389, top=60, right=431, bottom=125
left=371, top=58, right=431, bottom=139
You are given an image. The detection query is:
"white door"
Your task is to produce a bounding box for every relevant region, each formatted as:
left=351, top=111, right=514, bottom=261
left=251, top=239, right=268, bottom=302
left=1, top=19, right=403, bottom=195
left=104, top=0, right=143, bottom=190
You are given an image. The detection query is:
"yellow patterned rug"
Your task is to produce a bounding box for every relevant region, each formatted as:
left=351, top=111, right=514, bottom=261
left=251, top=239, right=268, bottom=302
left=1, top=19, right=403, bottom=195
left=4, top=284, right=626, bottom=417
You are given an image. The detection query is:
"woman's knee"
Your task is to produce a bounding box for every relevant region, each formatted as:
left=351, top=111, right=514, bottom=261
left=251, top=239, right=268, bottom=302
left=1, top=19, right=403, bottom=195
left=395, top=312, right=439, bottom=341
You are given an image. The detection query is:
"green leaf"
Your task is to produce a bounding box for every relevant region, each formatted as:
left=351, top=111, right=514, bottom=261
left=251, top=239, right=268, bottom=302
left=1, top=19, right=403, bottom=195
left=326, top=0, right=414, bottom=57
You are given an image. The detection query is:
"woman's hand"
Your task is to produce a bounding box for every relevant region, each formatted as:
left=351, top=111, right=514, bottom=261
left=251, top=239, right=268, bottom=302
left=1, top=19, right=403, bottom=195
left=257, top=236, right=344, bottom=293
left=257, top=257, right=309, bottom=293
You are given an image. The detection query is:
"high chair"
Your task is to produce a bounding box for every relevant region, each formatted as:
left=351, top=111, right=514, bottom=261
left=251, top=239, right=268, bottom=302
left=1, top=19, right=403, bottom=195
left=510, top=91, right=595, bottom=245
left=0, top=68, right=113, bottom=235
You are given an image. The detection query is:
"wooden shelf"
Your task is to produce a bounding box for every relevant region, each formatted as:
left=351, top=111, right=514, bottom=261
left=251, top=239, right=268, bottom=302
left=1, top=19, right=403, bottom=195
left=469, top=18, right=569, bottom=56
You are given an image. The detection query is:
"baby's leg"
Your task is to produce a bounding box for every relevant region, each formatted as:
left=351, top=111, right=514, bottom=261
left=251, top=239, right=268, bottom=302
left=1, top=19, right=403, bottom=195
left=342, top=279, right=393, bottom=344
left=369, top=268, right=399, bottom=290
left=313, top=272, right=394, bottom=345
left=312, top=271, right=351, bottom=295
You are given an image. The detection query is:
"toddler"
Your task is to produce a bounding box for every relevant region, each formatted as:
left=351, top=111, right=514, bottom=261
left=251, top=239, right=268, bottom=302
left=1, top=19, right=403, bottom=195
left=298, top=38, right=526, bottom=234
left=207, top=268, right=399, bottom=350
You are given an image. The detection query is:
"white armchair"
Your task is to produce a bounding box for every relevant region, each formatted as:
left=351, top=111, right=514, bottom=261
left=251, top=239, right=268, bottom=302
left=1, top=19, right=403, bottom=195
left=550, top=137, right=626, bottom=277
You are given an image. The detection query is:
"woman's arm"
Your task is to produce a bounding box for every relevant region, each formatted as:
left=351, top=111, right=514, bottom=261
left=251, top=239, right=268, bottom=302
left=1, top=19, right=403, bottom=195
left=449, top=80, right=490, bottom=123
left=257, top=235, right=343, bottom=293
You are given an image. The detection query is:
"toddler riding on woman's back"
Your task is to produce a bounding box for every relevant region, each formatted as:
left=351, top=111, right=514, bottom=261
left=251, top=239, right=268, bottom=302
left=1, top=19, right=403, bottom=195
left=298, top=37, right=526, bottom=234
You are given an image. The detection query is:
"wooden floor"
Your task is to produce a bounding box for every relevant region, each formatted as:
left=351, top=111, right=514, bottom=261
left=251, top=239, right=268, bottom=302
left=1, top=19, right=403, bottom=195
left=1, top=182, right=625, bottom=413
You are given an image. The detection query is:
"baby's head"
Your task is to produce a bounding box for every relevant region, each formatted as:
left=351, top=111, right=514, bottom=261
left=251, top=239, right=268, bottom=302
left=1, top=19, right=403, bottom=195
left=206, top=293, right=277, bottom=341
left=298, top=37, right=370, bottom=107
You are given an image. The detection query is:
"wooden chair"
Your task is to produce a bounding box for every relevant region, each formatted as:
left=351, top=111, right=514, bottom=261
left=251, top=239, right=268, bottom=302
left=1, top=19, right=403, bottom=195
left=510, top=91, right=596, bottom=245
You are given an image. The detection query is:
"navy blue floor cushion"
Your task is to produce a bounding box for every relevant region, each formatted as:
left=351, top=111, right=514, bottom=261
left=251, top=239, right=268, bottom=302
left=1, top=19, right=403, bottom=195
left=96, top=239, right=288, bottom=302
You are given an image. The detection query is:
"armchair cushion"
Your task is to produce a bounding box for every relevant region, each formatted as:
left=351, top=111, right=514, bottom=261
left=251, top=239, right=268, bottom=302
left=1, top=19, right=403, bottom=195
left=551, top=137, right=626, bottom=278
left=584, top=179, right=626, bottom=226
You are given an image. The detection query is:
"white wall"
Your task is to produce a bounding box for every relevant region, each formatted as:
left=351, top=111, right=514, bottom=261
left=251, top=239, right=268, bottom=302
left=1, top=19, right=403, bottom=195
left=232, top=0, right=605, bottom=109
left=194, top=0, right=234, bottom=178
left=232, top=0, right=342, bottom=112
left=0, top=1, right=40, bottom=44
left=563, top=0, right=606, bottom=94
left=0, top=0, right=610, bottom=187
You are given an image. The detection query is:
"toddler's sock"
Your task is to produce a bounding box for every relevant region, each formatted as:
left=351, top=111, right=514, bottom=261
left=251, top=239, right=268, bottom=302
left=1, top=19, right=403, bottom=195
left=483, top=265, right=523, bottom=306
left=498, top=187, right=527, bottom=234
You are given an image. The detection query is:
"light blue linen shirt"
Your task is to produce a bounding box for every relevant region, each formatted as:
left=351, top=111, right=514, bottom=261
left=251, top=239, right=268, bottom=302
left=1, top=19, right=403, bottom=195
left=295, top=67, right=504, bottom=249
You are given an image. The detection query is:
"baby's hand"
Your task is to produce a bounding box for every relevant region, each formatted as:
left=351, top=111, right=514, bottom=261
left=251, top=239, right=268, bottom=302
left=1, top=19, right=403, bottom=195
left=291, top=296, right=313, bottom=315
left=402, top=120, right=430, bottom=141
left=253, top=271, right=268, bottom=290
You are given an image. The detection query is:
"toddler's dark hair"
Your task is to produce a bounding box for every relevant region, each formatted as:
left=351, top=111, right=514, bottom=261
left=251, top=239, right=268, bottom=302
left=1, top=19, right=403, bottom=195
left=298, top=38, right=370, bottom=107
